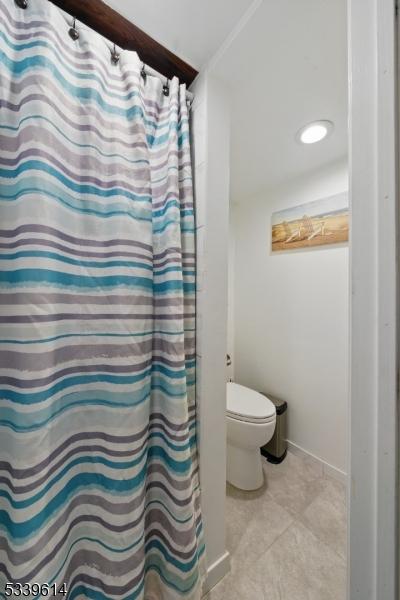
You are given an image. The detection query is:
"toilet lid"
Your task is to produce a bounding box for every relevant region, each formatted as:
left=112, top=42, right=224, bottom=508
left=227, top=382, right=276, bottom=422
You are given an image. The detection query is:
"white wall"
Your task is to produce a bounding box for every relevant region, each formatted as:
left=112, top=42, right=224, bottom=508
left=190, top=71, right=231, bottom=590
left=227, top=220, right=235, bottom=381
left=232, top=159, right=349, bottom=475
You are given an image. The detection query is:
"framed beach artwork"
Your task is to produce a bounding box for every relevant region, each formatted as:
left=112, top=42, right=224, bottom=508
left=271, top=191, right=349, bottom=252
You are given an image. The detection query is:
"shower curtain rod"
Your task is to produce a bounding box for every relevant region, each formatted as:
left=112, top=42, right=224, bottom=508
left=44, top=0, right=199, bottom=89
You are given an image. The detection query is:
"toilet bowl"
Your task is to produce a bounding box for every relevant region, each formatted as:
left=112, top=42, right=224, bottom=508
left=226, top=382, right=276, bottom=490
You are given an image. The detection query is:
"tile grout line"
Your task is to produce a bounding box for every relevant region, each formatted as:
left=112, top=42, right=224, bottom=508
left=293, top=475, right=347, bottom=565
left=296, top=517, right=347, bottom=566
left=220, top=455, right=347, bottom=599
left=261, top=460, right=347, bottom=566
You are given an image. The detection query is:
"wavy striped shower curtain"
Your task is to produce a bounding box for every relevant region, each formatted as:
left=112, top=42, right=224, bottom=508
left=0, top=1, right=205, bottom=598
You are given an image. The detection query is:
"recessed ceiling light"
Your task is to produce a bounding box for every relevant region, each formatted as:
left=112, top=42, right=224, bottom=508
left=296, top=120, right=334, bottom=144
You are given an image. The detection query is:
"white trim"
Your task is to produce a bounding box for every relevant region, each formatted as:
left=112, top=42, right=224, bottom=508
left=206, top=0, right=262, bottom=73
left=376, top=2, right=398, bottom=597
left=202, top=551, right=231, bottom=596
left=349, top=0, right=399, bottom=598
left=286, top=441, right=347, bottom=485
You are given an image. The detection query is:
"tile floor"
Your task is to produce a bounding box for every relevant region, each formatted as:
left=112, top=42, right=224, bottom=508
left=205, top=451, right=347, bottom=600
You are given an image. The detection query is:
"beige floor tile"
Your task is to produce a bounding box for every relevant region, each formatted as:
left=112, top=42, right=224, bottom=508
left=205, top=453, right=347, bottom=600
left=248, top=521, right=346, bottom=600
left=226, top=483, right=267, bottom=555
left=262, top=452, right=326, bottom=517
left=299, top=477, right=347, bottom=560
left=227, top=487, right=294, bottom=576
left=226, top=481, right=272, bottom=552
left=204, top=569, right=264, bottom=600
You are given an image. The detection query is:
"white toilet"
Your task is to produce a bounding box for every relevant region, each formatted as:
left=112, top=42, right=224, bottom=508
left=226, top=382, right=276, bottom=490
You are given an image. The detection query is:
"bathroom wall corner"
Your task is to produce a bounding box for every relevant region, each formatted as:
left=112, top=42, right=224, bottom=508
left=190, top=71, right=231, bottom=588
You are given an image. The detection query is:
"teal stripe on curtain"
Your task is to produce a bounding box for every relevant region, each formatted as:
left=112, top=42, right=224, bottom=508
left=0, top=1, right=205, bottom=598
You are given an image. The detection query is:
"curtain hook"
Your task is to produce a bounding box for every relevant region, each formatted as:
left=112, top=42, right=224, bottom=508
left=111, top=44, right=120, bottom=65
left=163, top=78, right=170, bottom=97
left=68, top=17, right=79, bottom=41
left=15, top=0, right=28, bottom=8
left=141, top=63, right=147, bottom=83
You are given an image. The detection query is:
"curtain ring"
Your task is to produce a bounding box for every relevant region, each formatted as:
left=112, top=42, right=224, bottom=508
left=68, top=17, right=79, bottom=41
left=15, top=0, right=28, bottom=8
left=141, top=63, right=147, bottom=83
left=111, top=44, right=120, bottom=65
left=163, top=79, right=170, bottom=97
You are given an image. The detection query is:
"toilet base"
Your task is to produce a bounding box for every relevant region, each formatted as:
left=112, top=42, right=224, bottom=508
left=227, top=443, right=264, bottom=490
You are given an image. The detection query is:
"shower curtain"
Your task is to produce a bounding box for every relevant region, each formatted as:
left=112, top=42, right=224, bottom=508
left=0, top=1, right=205, bottom=598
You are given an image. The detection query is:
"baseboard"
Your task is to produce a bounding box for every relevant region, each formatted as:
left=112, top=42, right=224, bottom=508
left=286, top=440, right=348, bottom=485
left=202, top=551, right=230, bottom=596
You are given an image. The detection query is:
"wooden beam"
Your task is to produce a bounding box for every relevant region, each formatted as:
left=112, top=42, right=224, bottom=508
left=47, top=0, right=199, bottom=87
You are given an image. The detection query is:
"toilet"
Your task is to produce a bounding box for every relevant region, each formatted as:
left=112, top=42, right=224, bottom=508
left=226, top=382, right=276, bottom=490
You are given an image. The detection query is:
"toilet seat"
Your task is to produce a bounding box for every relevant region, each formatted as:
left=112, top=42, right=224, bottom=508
left=227, top=411, right=276, bottom=424
left=227, top=382, right=276, bottom=424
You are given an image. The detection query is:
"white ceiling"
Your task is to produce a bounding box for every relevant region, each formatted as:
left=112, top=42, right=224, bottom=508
left=105, top=0, right=348, bottom=203
left=213, top=0, right=348, bottom=202
left=103, top=0, right=255, bottom=69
